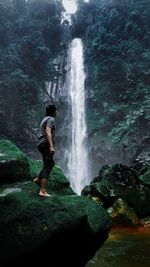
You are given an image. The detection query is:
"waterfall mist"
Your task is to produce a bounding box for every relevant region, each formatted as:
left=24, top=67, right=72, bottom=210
left=65, top=38, right=91, bottom=195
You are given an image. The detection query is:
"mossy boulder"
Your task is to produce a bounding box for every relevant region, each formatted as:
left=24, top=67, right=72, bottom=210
left=0, top=181, right=111, bottom=267
left=0, top=139, right=30, bottom=183
left=0, top=139, right=74, bottom=195
left=82, top=164, right=150, bottom=219
left=0, top=139, right=112, bottom=267
left=48, top=165, right=75, bottom=195
left=107, top=198, right=141, bottom=227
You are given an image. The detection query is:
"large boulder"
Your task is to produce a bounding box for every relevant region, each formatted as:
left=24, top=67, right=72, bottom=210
left=82, top=164, right=150, bottom=219
left=0, top=139, right=31, bottom=183
left=0, top=140, right=112, bottom=267
left=0, top=182, right=111, bottom=267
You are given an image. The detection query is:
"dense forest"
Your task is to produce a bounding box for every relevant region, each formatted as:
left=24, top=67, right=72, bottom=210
left=0, top=0, right=68, bottom=148
left=0, top=0, right=150, bottom=175
left=73, top=0, right=150, bottom=172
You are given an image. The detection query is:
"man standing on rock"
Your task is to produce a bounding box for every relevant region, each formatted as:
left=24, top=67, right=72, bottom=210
left=33, top=104, right=57, bottom=197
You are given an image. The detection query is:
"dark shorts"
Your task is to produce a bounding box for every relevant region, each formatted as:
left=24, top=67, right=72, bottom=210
left=37, top=142, right=55, bottom=180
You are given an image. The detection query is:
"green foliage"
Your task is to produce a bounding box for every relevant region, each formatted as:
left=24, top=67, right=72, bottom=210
left=75, top=0, right=150, bottom=144
left=0, top=0, right=66, bottom=145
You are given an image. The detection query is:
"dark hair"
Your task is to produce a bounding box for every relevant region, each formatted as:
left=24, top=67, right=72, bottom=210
left=46, top=104, right=57, bottom=116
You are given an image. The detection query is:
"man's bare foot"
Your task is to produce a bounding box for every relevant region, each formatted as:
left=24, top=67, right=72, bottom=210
left=33, top=177, right=41, bottom=186
left=39, top=191, right=53, bottom=198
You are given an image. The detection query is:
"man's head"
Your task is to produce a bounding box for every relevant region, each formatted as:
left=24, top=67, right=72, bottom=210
left=46, top=104, right=57, bottom=117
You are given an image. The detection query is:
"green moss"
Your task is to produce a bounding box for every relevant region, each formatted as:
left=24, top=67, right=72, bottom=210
left=0, top=139, right=31, bottom=183
left=48, top=165, right=75, bottom=195
left=0, top=181, right=111, bottom=263
left=0, top=139, right=73, bottom=195
left=28, top=159, right=43, bottom=178
left=139, top=168, right=150, bottom=185
left=0, top=139, right=27, bottom=161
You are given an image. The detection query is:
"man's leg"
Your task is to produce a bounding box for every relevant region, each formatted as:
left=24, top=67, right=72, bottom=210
left=33, top=176, right=41, bottom=186
left=38, top=147, right=55, bottom=197
left=39, top=178, right=51, bottom=197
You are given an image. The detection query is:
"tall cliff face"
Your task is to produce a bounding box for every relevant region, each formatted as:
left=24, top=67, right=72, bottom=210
left=73, top=0, right=150, bottom=177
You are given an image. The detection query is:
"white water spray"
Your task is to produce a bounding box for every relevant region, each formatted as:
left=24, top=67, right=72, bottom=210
left=66, top=38, right=91, bottom=195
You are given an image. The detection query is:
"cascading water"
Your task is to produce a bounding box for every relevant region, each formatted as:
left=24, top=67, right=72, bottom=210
left=65, top=38, right=91, bottom=195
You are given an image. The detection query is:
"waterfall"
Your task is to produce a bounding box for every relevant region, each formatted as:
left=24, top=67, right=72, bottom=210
left=65, top=38, right=91, bottom=195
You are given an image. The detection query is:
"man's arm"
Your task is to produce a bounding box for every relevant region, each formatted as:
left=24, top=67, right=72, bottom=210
left=46, top=126, right=55, bottom=154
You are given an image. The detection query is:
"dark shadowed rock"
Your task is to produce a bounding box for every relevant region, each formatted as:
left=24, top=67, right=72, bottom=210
left=82, top=164, right=150, bottom=219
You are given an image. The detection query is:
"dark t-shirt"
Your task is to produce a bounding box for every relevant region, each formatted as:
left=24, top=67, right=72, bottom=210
left=38, top=116, right=56, bottom=146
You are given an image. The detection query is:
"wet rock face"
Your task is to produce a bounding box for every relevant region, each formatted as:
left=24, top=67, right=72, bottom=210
left=134, top=150, right=150, bottom=166
left=107, top=198, right=141, bottom=227
left=140, top=217, right=150, bottom=228
left=98, top=164, right=141, bottom=187
left=82, top=163, right=150, bottom=219
left=131, top=159, right=150, bottom=187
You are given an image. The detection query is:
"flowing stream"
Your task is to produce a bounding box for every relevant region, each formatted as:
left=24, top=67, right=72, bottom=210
left=85, top=227, right=150, bottom=267
left=65, top=38, right=91, bottom=195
